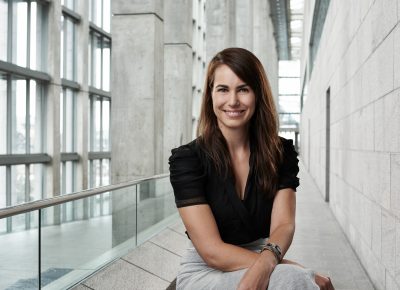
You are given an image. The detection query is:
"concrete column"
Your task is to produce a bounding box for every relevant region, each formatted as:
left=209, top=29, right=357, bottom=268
left=46, top=0, right=62, bottom=223
left=205, top=0, right=236, bottom=62
left=163, top=0, right=193, bottom=172
left=235, top=0, right=253, bottom=51
left=111, top=0, right=164, bottom=245
left=75, top=0, right=89, bottom=192
left=75, top=0, right=90, bottom=220
left=253, top=0, right=279, bottom=101
left=111, top=0, right=164, bottom=182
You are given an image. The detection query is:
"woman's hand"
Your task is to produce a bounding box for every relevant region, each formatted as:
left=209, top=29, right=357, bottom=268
left=314, top=272, right=334, bottom=290
left=237, top=251, right=277, bottom=290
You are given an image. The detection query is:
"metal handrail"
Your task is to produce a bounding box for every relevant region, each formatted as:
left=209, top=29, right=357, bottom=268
left=0, top=173, right=170, bottom=219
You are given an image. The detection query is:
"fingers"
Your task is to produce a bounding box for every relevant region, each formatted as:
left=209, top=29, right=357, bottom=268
left=315, top=273, right=334, bottom=290
left=326, top=277, right=335, bottom=290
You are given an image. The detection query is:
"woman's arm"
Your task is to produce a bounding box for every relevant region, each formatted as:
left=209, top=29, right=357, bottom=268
left=237, top=188, right=296, bottom=289
left=267, top=187, right=296, bottom=257
left=178, top=204, right=260, bottom=271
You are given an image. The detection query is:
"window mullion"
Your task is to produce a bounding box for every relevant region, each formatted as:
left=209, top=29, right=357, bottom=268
left=25, top=164, right=30, bottom=229
left=62, top=16, right=67, bottom=78
left=26, top=79, right=30, bottom=154
left=63, top=89, right=67, bottom=152
left=27, top=0, right=31, bottom=69
left=6, top=75, right=11, bottom=231
left=100, top=97, right=103, bottom=152
left=6, top=165, right=11, bottom=232
left=73, top=18, right=76, bottom=81
left=99, top=159, right=103, bottom=215
left=101, top=0, right=103, bottom=30
left=100, top=36, right=103, bottom=90
left=90, top=96, right=94, bottom=151
left=72, top=91, right=76, bottom=152
left=6, top=75, right=11, bottom=154
left=7, top=0, right=12, bottom=62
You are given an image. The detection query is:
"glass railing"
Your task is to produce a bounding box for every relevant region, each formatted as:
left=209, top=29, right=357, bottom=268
left=0, top=174, right=178, bottom=290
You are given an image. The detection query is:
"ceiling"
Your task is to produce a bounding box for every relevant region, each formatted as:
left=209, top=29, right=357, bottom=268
left=269, top=0, right=304, bottom=60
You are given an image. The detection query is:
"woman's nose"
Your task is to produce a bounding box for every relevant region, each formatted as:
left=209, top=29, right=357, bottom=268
left=228, top=92, right=239, bottom=107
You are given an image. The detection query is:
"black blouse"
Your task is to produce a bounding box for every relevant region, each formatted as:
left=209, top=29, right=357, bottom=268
left=168, top=137, right=299, bottom=245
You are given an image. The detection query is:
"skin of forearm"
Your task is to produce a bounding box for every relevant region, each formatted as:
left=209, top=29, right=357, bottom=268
left=265, top=222, right=295, bottom=259
left=204, top=223, right=295, bottom=271
left=203, top=241, right=260, bottom=271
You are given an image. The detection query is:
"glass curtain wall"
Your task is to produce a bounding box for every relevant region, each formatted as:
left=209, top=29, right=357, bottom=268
left=278, top=60, right=301, bottom=142
left=1, top=0, right=112, bottom=232
left=0, top=1, right=48, bottom=233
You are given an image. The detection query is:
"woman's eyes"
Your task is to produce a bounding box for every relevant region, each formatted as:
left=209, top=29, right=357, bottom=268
left=216, top=87, right=249, bottom=93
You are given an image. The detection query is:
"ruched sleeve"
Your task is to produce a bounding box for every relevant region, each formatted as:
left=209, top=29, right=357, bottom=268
left=278, top=138, right=300, bottom=191
left=169, top=143, right=207, bottom=208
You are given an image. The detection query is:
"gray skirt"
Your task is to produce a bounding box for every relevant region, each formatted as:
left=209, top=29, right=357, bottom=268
left=176, top=239, right=319, bottom=290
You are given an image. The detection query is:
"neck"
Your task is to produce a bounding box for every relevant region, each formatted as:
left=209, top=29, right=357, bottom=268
left=219, top=124, right=250, bottom=154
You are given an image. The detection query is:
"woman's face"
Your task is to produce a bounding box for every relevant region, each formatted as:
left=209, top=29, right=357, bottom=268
left=211, top=64, right=256, bottom=133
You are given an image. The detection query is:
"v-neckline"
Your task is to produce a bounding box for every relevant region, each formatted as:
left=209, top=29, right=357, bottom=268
left=236, top=141, right=254, bottom=202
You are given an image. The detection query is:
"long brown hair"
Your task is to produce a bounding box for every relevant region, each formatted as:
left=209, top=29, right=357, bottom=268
left=197, top=47, right=282, bottom=197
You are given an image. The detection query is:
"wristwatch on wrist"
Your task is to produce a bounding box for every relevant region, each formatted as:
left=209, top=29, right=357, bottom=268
left=260, top=242, right=282, bottom=262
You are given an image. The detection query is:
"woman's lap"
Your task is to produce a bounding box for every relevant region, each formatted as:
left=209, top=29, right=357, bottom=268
left=269, top=264, right=319, bottom=290
left=177, top=249, right=319, bottom=290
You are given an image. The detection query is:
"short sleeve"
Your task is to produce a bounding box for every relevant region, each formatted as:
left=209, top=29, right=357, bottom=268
left=278, top=138, right=300, bottom=191
left=169, top=144, right=207, bottom=208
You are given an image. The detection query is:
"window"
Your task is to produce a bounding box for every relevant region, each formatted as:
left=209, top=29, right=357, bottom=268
left=0, top=73, right=47, bottom=232
left=89, top=0, right=111, bottom=33
left=61, top=14, right=76, bottom=80
left=0, top=1, right=47, bottom=70
left=0, top=1, right=49, bottom=233
left=61, top=0, right=75, bottom=11
left=309, top=0, right=330, bottom=75
left=1, top=75, right=45, bottom=155
left=89, top=32, right=111, bottom=91
left=60, top=88, right=77, bottom=195
left=88, top=158, right=110, bottom=216
left=0, top=0, right=8, bottom=61
left=88, top=95, right=110, bottom=216
left=60, top=88, right=76, bottom=153
left=278, top=60, right=301, bottom=139
left=60, top=88, right=79, bottom=221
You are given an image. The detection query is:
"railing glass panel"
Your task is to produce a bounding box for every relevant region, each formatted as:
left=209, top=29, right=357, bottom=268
left=0, top=212, right=39, bottom=289
left=137, top=177, right=178, bottom=244
left=0, top=174, right=177, bottom=289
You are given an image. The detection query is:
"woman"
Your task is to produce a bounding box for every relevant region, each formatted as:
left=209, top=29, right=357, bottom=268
left=169, top=48, right=334, bottom=290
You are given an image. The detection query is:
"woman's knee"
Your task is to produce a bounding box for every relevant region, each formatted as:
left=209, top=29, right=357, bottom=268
left=269, top=264, right=318, bottom=290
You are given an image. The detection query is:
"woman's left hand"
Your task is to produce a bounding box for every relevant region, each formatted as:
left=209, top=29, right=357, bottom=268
left=237, top=251, right=277, bottom=290
left=314, top=272, right=334, bottom=290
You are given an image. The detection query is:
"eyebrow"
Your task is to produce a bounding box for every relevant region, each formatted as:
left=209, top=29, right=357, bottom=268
left=214, top=84, right=249, bottom=89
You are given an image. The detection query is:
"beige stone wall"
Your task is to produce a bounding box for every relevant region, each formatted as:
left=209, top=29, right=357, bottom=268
left=300, top=0, right=400, bottom=288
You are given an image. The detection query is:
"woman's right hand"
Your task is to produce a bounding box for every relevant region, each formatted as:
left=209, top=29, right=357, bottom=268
left=237, top=251, right=277, bottom=290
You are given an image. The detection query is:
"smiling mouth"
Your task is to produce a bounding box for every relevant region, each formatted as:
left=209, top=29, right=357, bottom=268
left=223, top=110, right=245, bottom=117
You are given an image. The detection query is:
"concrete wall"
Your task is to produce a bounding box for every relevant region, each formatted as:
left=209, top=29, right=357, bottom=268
left=205, top=0, right=279, bottom=100
left=300, top=0, right=400, bottom=289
